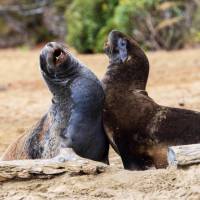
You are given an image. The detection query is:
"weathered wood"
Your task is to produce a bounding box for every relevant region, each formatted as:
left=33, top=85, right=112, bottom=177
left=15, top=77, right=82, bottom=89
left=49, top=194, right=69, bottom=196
left=168, top=143, right=200, bottom=166
left=0, top=149, right=107, bottom=182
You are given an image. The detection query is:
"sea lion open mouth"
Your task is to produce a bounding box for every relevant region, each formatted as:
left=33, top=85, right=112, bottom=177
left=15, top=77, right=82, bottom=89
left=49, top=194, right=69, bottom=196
left=40, top=42, right=69, bottom=76
left=53, top=48, right=66, bottom=67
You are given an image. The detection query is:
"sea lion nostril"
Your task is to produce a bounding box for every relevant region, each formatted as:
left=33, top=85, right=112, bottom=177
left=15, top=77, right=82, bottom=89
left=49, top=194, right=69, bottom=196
left=47, top=42, right=54, bottom=48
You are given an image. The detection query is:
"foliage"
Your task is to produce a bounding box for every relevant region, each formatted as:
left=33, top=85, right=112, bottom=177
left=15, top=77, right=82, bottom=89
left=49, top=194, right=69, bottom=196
left=65, top=0, right=118, bottom=53
left=0, top=0, right=200, bottom=51
left=112, top=0, right=160, bottom=49
left=190, top=6, right=200, bottom=44
left=0, top=0, right=66, bottom=48
left=66, top=0, right=200, bottom=52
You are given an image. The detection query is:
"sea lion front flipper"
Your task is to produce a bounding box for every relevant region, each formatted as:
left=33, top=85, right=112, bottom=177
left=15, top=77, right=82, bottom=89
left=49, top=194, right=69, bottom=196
left=134, top=90, right=148, bottom=96
left=51, top=148, right=87, bottom=164
left=114, top=137, right=145, bottom=170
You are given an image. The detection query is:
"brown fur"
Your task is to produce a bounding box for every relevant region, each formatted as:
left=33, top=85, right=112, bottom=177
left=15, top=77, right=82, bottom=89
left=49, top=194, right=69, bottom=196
left=1, top=134, right=29, bottom=160
left=102, top=30, right=200, bottom=170
left=1, top=114, right=50, bottom=161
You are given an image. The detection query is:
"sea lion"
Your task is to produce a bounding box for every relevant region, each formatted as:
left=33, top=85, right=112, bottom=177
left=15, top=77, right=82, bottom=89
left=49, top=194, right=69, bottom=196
left=102, top=30, right=200, bottom=170
left=1, top=42, right=109, bottom=164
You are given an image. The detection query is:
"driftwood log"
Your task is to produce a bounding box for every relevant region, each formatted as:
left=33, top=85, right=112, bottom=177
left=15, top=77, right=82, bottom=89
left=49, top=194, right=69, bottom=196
left=168, top=144, right=200, bottom=166
left=0, top=153, right=107, bottom=182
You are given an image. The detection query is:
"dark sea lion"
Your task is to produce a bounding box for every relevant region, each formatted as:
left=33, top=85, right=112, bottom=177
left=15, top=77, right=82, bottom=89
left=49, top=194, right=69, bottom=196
left=102, top=30, right=200, bottom=170
left=1, top=42, right=109, bottom=164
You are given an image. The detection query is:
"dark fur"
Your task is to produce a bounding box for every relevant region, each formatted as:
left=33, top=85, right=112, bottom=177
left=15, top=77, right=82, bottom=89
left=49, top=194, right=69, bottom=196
left=2, top=42, right=109, bottom=163
left=102, top=30, right=200, bottom=170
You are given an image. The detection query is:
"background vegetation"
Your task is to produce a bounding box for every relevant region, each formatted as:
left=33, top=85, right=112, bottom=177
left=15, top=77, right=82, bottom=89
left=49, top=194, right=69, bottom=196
left=0, top=0, right=200, bottom=53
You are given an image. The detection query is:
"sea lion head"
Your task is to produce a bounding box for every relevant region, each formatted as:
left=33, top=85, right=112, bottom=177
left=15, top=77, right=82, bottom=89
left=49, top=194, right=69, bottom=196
left=40, top=42, right=73, bottom=79
left=103, top=30, right=149, bottom=90
left=104, top=30, right=145, bottom=65
left=104, top=30, right=130, bottom=64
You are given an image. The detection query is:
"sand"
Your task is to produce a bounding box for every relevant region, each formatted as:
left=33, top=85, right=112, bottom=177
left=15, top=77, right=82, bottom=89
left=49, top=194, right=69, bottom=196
left=1, top=48, right=200, bottom=199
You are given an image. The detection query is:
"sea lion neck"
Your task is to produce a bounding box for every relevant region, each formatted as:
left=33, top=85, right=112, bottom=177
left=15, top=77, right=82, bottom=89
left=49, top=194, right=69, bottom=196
left=103, top=56, right=149, bottom=91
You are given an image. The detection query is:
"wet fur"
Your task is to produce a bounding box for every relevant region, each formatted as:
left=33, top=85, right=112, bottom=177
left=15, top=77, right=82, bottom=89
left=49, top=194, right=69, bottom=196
left=102, top=31, right=200, bottom=170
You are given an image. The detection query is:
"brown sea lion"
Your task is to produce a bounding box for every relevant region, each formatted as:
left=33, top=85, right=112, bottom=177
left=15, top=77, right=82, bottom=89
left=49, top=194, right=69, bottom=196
left=1, top=42, right=109, bottom=164
left=102, top=30, right=200, bottom=170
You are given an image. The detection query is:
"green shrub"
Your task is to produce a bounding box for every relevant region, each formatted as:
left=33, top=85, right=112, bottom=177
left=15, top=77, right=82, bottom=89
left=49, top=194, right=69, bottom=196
left=65, top=0, right=118, bottom=53
left=1, top=0, right=199, bottom=51
left=190, top=6, right=200, bottom=44
left=66, top=0, right=200, bottom=53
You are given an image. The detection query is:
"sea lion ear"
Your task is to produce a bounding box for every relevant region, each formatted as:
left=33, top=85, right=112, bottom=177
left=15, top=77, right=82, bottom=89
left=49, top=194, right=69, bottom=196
left=118, top=38, right=128, bottom=62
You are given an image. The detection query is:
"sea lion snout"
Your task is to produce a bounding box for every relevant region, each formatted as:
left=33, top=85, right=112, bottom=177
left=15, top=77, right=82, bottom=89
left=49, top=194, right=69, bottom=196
left=40, top=42, right=68, bottom=74
left=105, top=30, right=128, bottom=64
